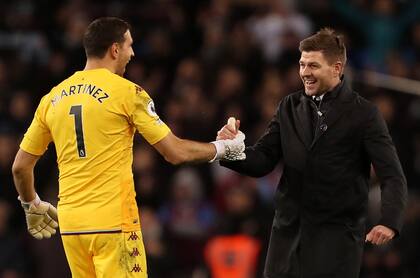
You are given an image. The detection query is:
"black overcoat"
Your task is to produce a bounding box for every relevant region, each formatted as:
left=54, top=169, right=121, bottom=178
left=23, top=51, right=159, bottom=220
left=221, top=80, right=407, bottom=278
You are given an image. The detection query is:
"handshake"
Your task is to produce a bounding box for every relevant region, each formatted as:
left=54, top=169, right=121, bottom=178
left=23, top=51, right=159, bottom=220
left=210, top=117, right=247, bottom=162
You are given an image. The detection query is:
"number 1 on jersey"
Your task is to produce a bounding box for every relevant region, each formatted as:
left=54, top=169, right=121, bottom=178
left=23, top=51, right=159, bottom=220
left=69, top=105, right=86, bottom=158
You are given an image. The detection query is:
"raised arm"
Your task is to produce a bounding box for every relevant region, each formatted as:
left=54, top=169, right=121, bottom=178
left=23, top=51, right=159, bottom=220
left=153, top=132, right=217, bottom=164
left=153, top=131, right=246, bottom=165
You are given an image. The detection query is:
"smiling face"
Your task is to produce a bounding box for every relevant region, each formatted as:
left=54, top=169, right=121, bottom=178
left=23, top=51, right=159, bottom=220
left=115, top=30, right=134, bottom=76
left=299, top=51, right=342, bottom=96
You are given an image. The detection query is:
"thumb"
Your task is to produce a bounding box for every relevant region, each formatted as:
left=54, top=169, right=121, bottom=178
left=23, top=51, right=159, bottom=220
left=365, top=230, right=372, bottom=242
left=236, top=119, right=240, bottom=132
left=227, top=117, right=237, bottom=133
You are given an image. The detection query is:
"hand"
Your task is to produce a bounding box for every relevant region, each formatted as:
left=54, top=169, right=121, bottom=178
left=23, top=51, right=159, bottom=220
left=216, top=117, right=241, bottom=140
left=210, top=131, right=246, bottom=162
left=19, top=194, right=59, bottom=240
left=365, top=225, right=395, bottom=245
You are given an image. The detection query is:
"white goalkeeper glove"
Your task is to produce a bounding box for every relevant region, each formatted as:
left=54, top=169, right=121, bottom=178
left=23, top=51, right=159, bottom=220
left=18, top=194, right=58, bottom=240
left=209, top=131, right=246, bottom=162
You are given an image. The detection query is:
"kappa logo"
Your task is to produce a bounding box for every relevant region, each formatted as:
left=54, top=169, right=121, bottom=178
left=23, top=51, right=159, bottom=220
left=128, top=232, right=139, bottom=241
left=131, top=264, right=142, bottom=273
left=134, top=85, right=143, bottom=95
left=130, top=248, right=140, bottom=257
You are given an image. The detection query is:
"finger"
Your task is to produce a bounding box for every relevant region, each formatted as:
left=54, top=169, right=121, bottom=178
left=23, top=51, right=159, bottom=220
left=382, top=235, right=392, bottom=244
left=221, top=127, right=237, bottom=139
left=227, top=117, right=237, bottom=132
left=39, top=223, right=52, bottom=239
left=387, top=230, right=395, bottom=240
left=377, top=234, right=388, bottom=245
left=379, top=231, right=393, bottom=245
left=45, top=216, right=58, bottom=229
left=43, top=213, right=58, bottom=229
left=365, top=231, right=372, bottom=242
left=217, top=130, right=234, bottom=140
left=378, top=237, right=387, bottom=245
left=236, top=119, right=240, bottom=131
left=375, top=232, right=389, bottom=245
left=46, top=214, right=58, bottom=228
left=371, top=230, right=382, bottom=245
left=43, top=223, right=57, bottom=235
left=366, top=229, right=378, bottom=244
left=48, top=204, right=58, bottom=221
left=29, top=227, right=43, bottom=240
left=372, top=233, right=381, bottom=245
left=225, top=123, right=237, bottom=135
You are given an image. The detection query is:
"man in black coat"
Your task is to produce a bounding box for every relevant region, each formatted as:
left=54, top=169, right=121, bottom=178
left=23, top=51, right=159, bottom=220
left=217, top=28, right=407, bottom=278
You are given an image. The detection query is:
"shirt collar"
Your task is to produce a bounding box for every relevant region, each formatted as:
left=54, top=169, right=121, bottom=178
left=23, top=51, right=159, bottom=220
left=301, top=76, right=346, bottom=102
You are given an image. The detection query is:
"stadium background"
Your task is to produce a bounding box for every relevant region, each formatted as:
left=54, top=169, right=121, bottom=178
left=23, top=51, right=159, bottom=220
left=0, top=0, right=419, bottom=277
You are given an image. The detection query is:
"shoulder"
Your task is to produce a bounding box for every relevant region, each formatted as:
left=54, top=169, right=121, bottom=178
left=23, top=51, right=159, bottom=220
left=350, top=91, right=378, bottom=112
left=287, top=90, right=304, bottom=102
left=279, top=90, right=305, bottom=108
left=110, top=74, right=147, bottom=96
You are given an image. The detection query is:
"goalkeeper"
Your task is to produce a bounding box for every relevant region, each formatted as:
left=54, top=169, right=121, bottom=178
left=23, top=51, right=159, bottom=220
left=11, top=17, right=245, bottom=278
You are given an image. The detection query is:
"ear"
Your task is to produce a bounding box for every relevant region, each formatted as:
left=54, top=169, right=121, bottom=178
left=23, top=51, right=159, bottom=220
left=333, top=61, right=343, bottom=78
left=110, top=42, right=119, bottom=59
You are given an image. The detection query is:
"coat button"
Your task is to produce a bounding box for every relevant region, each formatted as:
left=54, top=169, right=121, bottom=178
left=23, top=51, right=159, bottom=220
left=320, top=124, right=328, bottom=131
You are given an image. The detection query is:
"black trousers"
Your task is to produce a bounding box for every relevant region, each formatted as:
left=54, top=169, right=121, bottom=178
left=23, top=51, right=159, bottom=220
left=264, top=214, right=364, bottom=278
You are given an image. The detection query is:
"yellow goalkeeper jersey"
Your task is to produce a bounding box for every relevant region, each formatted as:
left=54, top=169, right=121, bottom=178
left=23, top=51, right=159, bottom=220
left=20, top=68, right=170, bottom=234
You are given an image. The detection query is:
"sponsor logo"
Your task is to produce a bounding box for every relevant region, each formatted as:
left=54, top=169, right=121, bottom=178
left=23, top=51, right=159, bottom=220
left=130, top=248, right=140, bottom=257
left=128, top=232, right=139, bottom=241
left=135, top=85, right=143, bottom=95
left=147, top=100, right=158, bottom=117
left=131, top=264, right=142, bottom=273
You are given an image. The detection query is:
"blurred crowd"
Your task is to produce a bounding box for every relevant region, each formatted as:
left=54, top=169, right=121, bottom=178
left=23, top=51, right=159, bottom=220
left=0, top=0, right=419, bottom=277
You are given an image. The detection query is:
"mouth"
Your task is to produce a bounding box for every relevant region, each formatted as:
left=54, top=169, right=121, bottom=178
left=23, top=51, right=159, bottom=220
left=304, top=79, right=317, bottom=86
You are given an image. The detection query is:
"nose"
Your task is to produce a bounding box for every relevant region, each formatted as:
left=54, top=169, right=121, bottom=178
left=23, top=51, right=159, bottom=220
left=300, top=65, right=311, bottom=77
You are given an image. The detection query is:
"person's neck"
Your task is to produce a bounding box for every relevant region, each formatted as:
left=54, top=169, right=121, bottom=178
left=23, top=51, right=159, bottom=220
left=84, top=58, right=116, bottom=74
left=317, top=78, right=341, bottom=96
left=329, top=78, right=341, bottom=90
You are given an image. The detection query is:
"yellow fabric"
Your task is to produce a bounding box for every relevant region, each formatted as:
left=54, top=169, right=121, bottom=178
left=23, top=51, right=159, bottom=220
left=61, top=230, right=147, bottom=277
left=20, top=68, right=170, bottom=233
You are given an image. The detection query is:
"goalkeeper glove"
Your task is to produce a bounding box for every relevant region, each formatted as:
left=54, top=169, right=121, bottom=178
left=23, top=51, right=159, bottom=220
left=209, top=131, right=246, bottom=162
left=18, top=194, right=58, bottom=240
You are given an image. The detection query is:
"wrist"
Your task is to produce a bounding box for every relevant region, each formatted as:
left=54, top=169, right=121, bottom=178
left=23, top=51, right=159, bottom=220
left=18, top=193, right=40, bottom=209
left=209, top=141, right=226, bottom=163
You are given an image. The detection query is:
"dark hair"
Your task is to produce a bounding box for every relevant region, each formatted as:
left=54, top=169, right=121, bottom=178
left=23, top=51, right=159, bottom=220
left=299, top=28, right=347, bottom=66
left=83, top=17, right=131, bottom=59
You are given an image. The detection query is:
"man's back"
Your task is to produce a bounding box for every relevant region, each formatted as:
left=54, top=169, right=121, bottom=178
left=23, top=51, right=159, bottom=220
left=20, top=68, right=170, bottom=233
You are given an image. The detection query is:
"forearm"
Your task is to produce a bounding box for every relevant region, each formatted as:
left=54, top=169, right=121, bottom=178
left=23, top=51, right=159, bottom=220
left=379, top=175, right=407, bottom=234
left=176, top=138, right=216, bottom=164
left=12, top=167, right=36, bottom=202
left=153, top=133, right=215, bottom=164
left=154, top=131, right=245, bottom=165
left=12, top=149, right=40, bottom=202
left=221, top=118, right=282, bottom=176
left=364, top=107, right=408, bottom=233
left=221, top=146, right=278, bottom=177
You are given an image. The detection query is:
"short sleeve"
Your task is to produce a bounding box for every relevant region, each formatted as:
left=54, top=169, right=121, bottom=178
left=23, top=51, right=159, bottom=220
left=20, top=95, right=53, bottom=155
left=128, top=84, right=170, bottom=144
